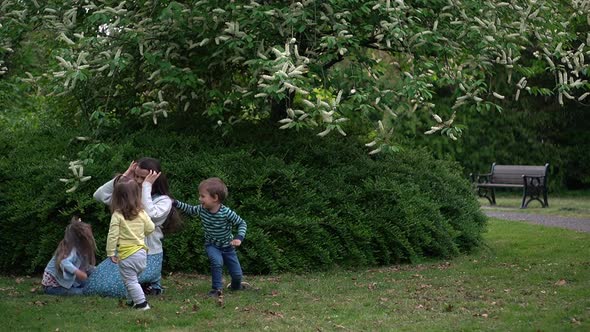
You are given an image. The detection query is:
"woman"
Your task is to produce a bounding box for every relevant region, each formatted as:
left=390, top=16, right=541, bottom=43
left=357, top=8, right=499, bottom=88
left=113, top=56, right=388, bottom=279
left=84, top=157, right=181, bottom=297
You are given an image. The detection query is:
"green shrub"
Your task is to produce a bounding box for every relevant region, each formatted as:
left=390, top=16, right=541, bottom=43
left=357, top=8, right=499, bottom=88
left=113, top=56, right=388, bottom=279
left=0, top=120, right=486, bottom=274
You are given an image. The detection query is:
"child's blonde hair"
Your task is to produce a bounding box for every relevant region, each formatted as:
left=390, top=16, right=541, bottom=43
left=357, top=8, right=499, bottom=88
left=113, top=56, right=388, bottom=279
left=55, top=216, right=96, bottom=273
left=111, top=175, right=143, bottom=220
left=199, top=177, right=228, bottom=203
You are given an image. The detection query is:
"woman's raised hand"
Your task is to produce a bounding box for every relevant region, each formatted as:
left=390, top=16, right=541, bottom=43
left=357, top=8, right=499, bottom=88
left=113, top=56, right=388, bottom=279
left=144, top=170, right=161, bottom=184
left=123, top=161, right=137, bottom=177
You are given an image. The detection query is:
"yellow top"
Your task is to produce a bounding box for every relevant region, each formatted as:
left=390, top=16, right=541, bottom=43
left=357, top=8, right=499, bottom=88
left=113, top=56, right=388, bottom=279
left=106, top=210, right=155, bottom=260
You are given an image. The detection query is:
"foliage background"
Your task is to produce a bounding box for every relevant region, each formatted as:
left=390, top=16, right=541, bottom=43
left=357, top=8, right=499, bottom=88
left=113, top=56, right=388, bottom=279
left=0, top=115, right=486, bottom=274
left=1, top=0, right=589, bottom=275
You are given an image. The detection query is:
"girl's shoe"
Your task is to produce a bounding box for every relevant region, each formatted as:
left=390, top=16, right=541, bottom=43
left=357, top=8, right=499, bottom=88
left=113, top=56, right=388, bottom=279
left=133, top=301, right=151, bottom=311
left=207, top=289, right=222, bottom=297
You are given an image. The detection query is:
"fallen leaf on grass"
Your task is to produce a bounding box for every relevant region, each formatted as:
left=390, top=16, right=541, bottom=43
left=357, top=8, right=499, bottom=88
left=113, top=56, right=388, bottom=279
left=259, top=276, right=281, bottom=283
left=239, top=306, right=256, bottom=312
left=15, top=278, right=24, bottom=284
left=264, top=310, right=284, bottom=319
left=32, top=300, right=46, bottom=306
left=554, top=279, right=567, bottom=286
left=571, top=317, right=581, bottom=325
left=437, top=262, right=452, bottom=270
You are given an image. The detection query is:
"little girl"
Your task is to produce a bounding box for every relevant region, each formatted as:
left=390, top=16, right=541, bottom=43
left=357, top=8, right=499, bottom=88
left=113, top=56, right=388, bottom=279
left=42, top=216, right=96, bottom=296
left=106, top=176, right=155, bottom=310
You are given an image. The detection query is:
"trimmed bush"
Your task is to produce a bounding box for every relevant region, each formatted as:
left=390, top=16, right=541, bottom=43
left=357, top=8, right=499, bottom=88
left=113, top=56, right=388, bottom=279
left=0, top=120, right=486, bottom=274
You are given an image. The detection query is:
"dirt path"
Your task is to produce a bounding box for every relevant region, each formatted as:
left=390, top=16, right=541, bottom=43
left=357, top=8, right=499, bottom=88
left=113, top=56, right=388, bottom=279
left=483, top=210, right=590, bottom=232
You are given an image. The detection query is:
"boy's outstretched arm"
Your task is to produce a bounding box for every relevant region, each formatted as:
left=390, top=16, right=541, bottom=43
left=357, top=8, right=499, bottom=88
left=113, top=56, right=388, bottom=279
left=173, top=199, right=201, bottom=216
left=228, top=210, right=247, bottom=244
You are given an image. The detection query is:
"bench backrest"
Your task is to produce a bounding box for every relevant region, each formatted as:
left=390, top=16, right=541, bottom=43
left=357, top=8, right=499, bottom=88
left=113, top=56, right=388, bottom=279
left=491, top=164, right=549, bottom=184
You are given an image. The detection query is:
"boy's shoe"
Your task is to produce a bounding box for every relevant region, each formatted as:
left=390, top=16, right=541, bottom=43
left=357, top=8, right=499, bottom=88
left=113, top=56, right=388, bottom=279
left=226, top=281, right=251, bottom=290
left=207, top=289, right=223, bottom=297
left=133, top=301, right=150, bottom=311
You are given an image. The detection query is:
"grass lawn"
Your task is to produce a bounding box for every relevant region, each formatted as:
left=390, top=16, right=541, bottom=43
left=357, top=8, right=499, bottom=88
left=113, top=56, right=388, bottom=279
left=2, top=219, right=589, bottom=331
left=477, top=191, right=590, bottom=219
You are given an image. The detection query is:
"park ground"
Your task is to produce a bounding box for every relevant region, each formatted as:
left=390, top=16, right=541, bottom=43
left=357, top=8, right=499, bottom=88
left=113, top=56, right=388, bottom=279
left=1, top=193, right=589, bottom=331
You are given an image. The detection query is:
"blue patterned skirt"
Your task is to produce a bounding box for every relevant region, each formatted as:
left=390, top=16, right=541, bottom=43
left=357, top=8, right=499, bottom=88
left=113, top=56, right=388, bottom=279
left=83, top=252, right=163, bottom=298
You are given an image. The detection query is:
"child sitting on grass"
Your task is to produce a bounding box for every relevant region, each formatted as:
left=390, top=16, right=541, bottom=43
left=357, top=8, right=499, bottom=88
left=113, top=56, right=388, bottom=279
left=173, top=177, right=249, bottom=297
left=42, top=217, right=96, bottom=296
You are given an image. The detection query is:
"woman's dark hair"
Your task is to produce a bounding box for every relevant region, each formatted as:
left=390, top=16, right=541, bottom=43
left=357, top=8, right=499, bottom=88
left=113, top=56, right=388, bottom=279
left=136, top=157, right=183, bottom=234
left=137, top=157, right=169, bottom=196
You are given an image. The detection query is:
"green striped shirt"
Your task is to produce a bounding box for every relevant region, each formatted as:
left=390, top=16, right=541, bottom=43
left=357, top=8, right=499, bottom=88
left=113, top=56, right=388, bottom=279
left=175, top=200, right=247, bottom=247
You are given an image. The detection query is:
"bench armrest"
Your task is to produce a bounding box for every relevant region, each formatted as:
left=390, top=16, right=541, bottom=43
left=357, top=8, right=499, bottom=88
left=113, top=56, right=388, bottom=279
left=523, top=175, right=546, bottom=187
left=470, top=173, right=492, bottom=184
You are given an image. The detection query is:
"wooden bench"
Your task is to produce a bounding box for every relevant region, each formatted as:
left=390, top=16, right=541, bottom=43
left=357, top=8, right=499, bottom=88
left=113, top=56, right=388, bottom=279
left=470, top=163, right=549, bottom=208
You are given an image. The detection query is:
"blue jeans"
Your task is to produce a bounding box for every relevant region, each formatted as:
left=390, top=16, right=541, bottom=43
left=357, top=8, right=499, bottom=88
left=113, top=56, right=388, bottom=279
left=44, top=282, right=86, bottom=296
left=205, top=244, right=243, bottom=290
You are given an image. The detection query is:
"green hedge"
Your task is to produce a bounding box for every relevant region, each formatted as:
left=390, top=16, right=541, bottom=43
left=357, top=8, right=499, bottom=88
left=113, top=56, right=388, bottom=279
left=0, top=120, right=486, bottom=274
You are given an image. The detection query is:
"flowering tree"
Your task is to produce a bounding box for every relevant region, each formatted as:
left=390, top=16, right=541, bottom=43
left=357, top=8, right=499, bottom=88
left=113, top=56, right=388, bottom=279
left=3, top=0, right=590, bottom=153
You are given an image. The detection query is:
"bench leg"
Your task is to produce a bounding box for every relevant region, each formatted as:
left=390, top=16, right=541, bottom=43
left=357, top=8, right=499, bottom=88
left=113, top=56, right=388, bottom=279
left=543, top=190, right=549, bottom=208
left=522, top=186, right=548, bottom=208
left=477, top=187, right=496, bottom=205
left=491, top=188, right=496, bottom=205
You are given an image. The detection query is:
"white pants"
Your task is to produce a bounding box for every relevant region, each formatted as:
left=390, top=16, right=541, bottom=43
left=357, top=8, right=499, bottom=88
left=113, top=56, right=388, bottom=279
left=118, top=249, right=147, bottom=304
